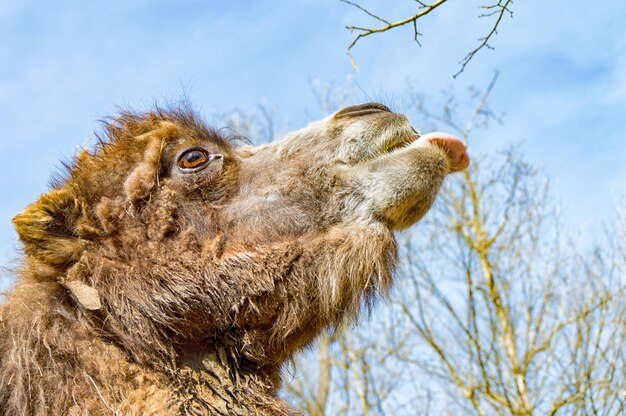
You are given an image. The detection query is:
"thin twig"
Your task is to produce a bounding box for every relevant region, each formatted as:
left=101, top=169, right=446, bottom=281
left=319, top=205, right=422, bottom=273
left=342, top=0, right=447, bottom=71
left=339, top=0, right=391, bottom=25
left=454, top=0, right=513, bottom=78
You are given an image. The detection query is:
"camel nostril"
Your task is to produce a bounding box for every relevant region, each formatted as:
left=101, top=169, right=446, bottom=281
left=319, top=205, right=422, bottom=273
left=334, top=102, right=392, bottom=119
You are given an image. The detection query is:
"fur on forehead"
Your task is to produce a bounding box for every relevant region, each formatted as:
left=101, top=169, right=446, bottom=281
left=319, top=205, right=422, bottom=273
left=52, top=106, right=236, bottom=201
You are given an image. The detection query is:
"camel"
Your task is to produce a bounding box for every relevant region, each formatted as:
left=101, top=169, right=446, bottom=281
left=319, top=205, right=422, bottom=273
left=0, top=102, right=468, bottom=415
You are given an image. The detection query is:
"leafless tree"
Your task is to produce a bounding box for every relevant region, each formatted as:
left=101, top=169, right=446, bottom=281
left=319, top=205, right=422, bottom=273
left=395, top=74, right=626, bottom=414
left=340, top=0, right=514, bottom=77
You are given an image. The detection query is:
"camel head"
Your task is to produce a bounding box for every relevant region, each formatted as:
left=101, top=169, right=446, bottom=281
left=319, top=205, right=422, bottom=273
left=11, top=103, right=467, bottom=369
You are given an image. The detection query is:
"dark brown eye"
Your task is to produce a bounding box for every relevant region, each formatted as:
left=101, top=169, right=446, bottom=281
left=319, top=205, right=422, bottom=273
left=177, top=147, right=224, bottom=174
left=177, top=148, right=210, bottom=172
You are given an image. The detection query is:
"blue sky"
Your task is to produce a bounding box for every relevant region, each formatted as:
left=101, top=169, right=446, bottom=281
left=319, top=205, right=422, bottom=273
left=1, top=0, right=626, bottom=289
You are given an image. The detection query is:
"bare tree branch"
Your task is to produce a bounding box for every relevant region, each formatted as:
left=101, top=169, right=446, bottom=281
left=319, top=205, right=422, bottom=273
left=341, top=0, right=447, bottom=71
left=455, top=1, right=513, bottom=78
left=341, top=0, right=514, bottom=76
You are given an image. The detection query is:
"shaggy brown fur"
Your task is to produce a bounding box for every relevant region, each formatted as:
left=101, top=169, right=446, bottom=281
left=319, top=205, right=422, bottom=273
left=0, top=103, right=465, bottom=415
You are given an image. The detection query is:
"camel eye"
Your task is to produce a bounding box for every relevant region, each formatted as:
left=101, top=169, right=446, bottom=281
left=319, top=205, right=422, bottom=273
left=178, top=149, right=208, bottom=171
left=177, top=148, right=223, bottom=173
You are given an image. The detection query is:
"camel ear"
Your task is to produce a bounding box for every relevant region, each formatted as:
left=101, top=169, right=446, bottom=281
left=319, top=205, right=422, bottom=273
left=13, top=187, right=89, bottom=267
